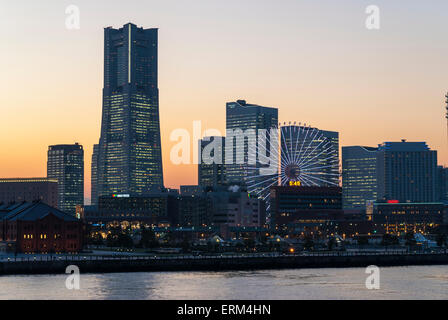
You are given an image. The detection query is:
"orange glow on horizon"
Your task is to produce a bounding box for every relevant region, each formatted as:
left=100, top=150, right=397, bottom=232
left=1, top=1, right=448, bottom=203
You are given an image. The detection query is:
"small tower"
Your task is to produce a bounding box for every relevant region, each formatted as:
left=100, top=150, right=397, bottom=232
left=446, top=92, right=448, bottom=143
left=446, top=92, right=448, bottom=120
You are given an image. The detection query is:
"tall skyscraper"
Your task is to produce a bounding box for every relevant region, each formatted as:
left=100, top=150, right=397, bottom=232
left=436, top=166, right=448, bottom=201
left=342, top=146, right=378, bottom=209
left=198, top=136, right=227, bottom=188
left=97, top=23, right=164, bottom=197
left=377, top=140, right=437, bottom=202
left=280, top=125, right=339, bottom=187
left=91, top=144, right=99, bottom=206
left=226, top=100, right=278, bottom=185
left=47, top=143, right=84, bottom=214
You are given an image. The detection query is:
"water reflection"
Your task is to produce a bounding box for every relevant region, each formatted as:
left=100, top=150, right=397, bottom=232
left=0, top=266, right=447, bottom=300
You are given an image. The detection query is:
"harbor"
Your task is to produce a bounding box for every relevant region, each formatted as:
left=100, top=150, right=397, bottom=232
left=1, top=250, right=447, bottom=275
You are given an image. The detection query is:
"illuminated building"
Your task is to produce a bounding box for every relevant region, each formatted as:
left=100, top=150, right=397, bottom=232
left=86, top=192, right=179, bottom=226
left=226, top=100, right=278, bottom=185
left=436, top=166, right=448, bottom=201
left=86, top=190, right=265, bottom=229
left=343, top=141, right=438, bottom=208
left=178, top=193, right=210, bottom=227
left=180, top=185, right=203, bottom=196
left=342, top=146, right=378, bottom=209
left=377, top=140, right=437, bottom=202
left=47, top=144, right=84, bottom=215
left=97, top=23, right=164, bottom=197
left=270, top=185, right=343, bottom=230
left=372, top=201, right=444, bottom=235
left=91, top=144, right=99, bottom=206
left=198, top=136, right=227, bottom=188
left=0, top=178, right=58, bottom=208
left=207, top=190, right=266, bottom=227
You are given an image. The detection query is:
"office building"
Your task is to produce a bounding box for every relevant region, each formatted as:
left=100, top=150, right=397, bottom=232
left=436, top=166, right=448, bottom=201
left=180, top=185, right=203, bottom=196
left=342, top=146, right=378, bottom=209
left=226, top=100, right=278, bottom=185
left=97, top=23, right=164, bottom=197
left=270, top=185, right=343, bottom=229
left=178, top=194, right=210, bottom=227
left=370, top=201, right=444, bottom=235
left=47, top=144, right=84, bottom=214
left=90, top=192, right=178, bottom=226
left=91, top=144, right=99, bottom=206
left=198, top=136, right=226, bottom=188
left=208, top=190, right=265, bottom=227
left=0, top=178, right=58, bottom=207
left=377, top=140, right=437, bottom=202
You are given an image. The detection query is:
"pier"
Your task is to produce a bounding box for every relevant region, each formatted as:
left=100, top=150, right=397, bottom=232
left=1, top=251, right=448, bottom=275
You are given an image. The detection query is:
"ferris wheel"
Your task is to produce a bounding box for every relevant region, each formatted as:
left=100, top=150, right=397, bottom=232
left=245, top=123, right=340, bottom=211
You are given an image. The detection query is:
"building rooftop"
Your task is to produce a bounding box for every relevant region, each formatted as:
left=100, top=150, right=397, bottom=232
left=1, top=201, right=78, bottom=222
left=48, top=143, right=83, bottom=151
left=227, top=100, right=277, bottom=112
left=378, top=141, right=431, bottom=152
left=0, top=178, right=58, bottom=183
left=342, top=146, right=378, bottom=152
left=374, top=202, right=444, bottom=206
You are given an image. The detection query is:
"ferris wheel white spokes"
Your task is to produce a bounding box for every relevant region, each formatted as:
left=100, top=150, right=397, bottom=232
left=245, top=123, right=340, bottom=212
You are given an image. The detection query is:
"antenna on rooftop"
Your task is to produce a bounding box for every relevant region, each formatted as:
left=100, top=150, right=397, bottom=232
left=445, top=92, right=448, bottom=160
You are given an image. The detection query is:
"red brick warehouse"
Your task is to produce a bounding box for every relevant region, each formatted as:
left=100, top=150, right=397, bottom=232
left=0, top=202, right=84, bottom=254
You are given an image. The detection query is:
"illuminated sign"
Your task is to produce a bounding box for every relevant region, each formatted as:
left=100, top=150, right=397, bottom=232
left=112, top=194, right=130, bottom=198
left=387, top=200, right=399, bottom=204
left=289, top=181, right=301, bottom=187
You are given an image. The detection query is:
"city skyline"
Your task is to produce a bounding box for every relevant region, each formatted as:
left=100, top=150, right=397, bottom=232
left=2, top=1, right=448, bottom=203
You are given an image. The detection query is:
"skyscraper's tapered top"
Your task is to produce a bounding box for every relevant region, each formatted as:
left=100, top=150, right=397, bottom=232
left=103, top=23, right=158, bottom=91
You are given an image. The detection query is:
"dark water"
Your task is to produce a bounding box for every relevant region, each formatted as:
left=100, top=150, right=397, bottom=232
left=1, top=266, right=447, bottom=300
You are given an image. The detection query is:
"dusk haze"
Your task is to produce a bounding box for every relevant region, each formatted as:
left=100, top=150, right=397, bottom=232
left=1, top=0, right=448, bottom=306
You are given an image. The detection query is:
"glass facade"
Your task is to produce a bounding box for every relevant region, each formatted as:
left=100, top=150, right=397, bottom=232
left=198, top=136, right=227, bottom=188
left=342, top=146, right=378, bottom=209
left=91, top=144, right=99, bottom=206
left=270, top=186, right=343, bottom=227
left=47, top=144, right=84, bottom=215
left=96, top=194, right=175, bottom=224
left=226, top=100, right=278, bottom=185
left=377, top=141, right=437, bottom=203
left=97, top=23, right=163, bottom=197
left=0, top=178, right=58, bottom=208
left=436, top=166, right=448, bottom=201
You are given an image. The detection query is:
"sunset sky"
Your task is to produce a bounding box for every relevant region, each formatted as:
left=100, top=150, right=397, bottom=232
left=1, top=0, right=448, bottom=203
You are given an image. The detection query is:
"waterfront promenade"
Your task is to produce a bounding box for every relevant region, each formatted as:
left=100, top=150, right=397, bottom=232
left=0, top=250, right=447, bottom=275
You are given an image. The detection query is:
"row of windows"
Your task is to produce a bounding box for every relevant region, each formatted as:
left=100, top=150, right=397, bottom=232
left=23, top=233, right=77, bottom=240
